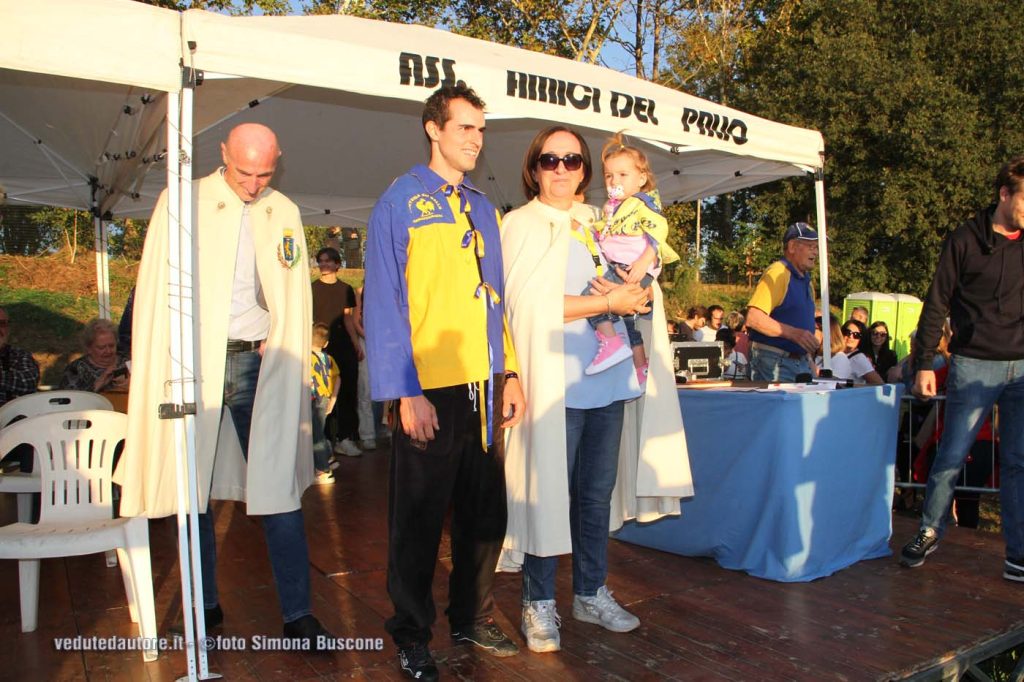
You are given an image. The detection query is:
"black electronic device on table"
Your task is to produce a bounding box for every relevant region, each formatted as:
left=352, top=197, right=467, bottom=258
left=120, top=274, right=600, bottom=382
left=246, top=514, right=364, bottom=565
left=672, top=341, right=724, bottom=381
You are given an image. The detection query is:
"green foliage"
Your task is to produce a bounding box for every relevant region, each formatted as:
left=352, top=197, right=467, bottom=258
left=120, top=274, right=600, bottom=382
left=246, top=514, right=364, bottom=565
left=108, top=219, right=148, bottom=260
left=660, top=199, right=697, bottom=286
left=303, top=0, right=619, bottom=61
left=0, top=206, right=93, bottom=257
left=738, top=0, right=1024, bottom=299
left=0, top=206, right=53, bottom=255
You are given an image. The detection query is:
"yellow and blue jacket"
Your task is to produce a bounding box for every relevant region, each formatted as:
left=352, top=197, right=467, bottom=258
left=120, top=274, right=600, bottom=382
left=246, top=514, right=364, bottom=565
left=364, top=164, right=518, bottom=434
left=598, top=190, right=680, bottom=266
left=310, top=350, right=338, bottom=399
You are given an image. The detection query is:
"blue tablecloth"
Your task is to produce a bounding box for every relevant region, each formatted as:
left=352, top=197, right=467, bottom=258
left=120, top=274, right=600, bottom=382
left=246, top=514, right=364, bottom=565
left=614, top=384, right=903, bottom=582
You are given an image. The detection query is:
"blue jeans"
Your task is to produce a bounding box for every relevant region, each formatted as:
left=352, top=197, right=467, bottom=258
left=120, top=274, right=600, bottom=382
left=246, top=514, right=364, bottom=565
left=921, top=355, right=1024, bottom=558
left=523, top=401, right=625, bottom=601
left=750, top=345, right=807, bottom=382
left=585, top=264, right=653, bottom=348
left=198, top=349, right=312, bottom=623
left=311, top=395, right=332, bottom=472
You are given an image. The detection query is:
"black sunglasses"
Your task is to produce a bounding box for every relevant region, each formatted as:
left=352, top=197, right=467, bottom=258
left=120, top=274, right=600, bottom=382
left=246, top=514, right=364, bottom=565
left=537, top=152, right=584, bottom=172
left=842, top=328, right=861, bottom=339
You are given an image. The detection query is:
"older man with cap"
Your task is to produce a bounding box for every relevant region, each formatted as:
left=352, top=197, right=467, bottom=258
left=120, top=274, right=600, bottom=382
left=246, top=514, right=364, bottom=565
left=745, top=222, right=820, bottom=382
left=117, top=122, right=332, bottom=648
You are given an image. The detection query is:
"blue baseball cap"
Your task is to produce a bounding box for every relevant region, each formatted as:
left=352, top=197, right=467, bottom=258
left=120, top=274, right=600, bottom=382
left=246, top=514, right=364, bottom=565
left=783, top=222, right=819, bottom=244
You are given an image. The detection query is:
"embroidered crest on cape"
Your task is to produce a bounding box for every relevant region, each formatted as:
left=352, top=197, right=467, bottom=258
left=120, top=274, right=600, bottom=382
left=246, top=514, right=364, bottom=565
left=277, top=227, right=301, bottom=269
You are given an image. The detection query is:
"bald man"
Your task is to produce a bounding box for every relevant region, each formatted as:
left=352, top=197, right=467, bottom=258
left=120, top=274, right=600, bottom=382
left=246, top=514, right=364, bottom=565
left=119, top=123, right=331, bottom=648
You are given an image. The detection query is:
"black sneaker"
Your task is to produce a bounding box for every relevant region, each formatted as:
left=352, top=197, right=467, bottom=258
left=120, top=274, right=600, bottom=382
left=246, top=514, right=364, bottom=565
left=451, top=619, right=519, bottom=657
left=900, top=527, right=939, bottom=567
left=282, top=614, right=333, bottom=653
left=1004, top=557, right=1024, bottom=583
left=398, top=643, right=439, bottom=681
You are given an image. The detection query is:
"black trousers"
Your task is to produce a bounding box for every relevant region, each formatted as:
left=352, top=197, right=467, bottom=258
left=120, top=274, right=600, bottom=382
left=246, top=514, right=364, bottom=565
left=328, top=341, right=359, bottom=442
left=385, top=378, right=507, bottom=647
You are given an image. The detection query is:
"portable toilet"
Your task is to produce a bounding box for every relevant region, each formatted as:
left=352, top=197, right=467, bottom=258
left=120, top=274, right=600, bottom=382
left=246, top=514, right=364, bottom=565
left=893, top=294, right=923, bottom=358
left=842, top=292, right=897, bottom=328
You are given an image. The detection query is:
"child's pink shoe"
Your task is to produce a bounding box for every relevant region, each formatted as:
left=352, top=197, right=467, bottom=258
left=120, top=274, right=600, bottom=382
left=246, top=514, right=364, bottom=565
left=636, top=363, right=649, bottom=388
left=585, top=331, right=632, bottom=375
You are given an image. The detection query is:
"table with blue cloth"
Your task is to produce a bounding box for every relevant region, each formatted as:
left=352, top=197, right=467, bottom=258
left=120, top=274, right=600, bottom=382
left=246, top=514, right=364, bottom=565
left=614, top=383, right=904, bottom=582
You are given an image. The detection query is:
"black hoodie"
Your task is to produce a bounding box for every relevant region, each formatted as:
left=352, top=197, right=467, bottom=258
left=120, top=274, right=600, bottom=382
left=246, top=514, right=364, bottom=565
left=914, top=205, right=1024, bottom=371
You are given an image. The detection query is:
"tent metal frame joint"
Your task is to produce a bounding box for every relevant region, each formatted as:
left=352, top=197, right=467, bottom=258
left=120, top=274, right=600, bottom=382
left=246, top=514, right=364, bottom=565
left=158, top=401, right=197, bottom=420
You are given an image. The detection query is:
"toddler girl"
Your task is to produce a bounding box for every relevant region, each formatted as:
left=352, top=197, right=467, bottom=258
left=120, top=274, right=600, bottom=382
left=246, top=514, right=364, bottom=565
left=584, top=133, right=679, bottom=385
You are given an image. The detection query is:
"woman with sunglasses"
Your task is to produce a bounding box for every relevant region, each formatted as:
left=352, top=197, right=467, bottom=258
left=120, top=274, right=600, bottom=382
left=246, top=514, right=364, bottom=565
left=865, top=321, right=899, bottom=379
left=839, top=318, right=884, bottom=384
left=498, top=126, right=691, bottom=654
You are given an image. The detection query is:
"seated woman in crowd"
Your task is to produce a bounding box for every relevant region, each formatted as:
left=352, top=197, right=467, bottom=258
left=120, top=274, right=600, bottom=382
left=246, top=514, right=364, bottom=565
left=60, top=318, right=130, bottom=393
left=816, top=315, right=845, bottom=375
left=865, top=321, right=899, bottom=378
left=717, top=327, right=749, bottom=379
left=837, top=318, right=884, bottom=384
left=725, top=309, right=750, bottom=358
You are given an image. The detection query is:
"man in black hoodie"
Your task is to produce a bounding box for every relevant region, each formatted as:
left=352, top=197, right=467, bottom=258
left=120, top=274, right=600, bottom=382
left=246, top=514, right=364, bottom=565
left=900, top=157, right=1024, bottom=583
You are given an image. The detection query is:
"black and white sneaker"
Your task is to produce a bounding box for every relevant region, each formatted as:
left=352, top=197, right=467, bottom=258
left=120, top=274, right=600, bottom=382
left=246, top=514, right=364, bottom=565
left=1004, top=557, right=1024, bottom=583
left=398, top=643, right=438, bottom=681
left=899, top=527, right=939, bottom=568
left=451, top=619, right=519, bottom=657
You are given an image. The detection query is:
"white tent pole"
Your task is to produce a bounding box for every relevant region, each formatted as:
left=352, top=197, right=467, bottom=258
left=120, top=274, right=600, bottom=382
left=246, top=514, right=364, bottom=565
left=92, top=210, right=111, bottom=320
left=166, top=89, right=201, bottom=682
left=179, top=78, right=213, bottom=681
left=814, top=161, right=831, bottom=372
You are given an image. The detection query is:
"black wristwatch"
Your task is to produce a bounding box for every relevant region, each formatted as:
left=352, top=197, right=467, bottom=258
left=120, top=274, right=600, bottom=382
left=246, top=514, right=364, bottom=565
left=504, top=371, right=519, bottom=380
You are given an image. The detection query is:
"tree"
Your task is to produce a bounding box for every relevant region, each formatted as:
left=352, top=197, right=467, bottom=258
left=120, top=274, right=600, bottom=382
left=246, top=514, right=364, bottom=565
left=738, top=0, right=1024, bottom=298
left=649, top=1, right=769, bottom=282
left=304, top=0, right=625, bottom=62
left=133, top=0, right=290, bottom=13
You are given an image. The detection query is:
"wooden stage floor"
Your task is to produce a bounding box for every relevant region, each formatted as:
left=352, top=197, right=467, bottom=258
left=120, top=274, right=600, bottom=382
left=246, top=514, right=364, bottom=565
left=1, top=444, right=1021, bottom=681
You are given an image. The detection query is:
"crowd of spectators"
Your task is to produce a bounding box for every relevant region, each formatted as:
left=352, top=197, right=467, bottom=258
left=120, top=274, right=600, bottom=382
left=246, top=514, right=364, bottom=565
left=665, top=301, right=922, bottom=387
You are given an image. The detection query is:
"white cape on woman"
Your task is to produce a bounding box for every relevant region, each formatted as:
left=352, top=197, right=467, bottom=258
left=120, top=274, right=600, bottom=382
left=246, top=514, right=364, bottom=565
left=499, top=198, right=694, bottom=569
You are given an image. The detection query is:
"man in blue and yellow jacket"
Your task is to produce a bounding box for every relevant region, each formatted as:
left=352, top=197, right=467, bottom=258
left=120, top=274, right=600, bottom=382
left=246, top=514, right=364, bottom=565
left=746, top=222, right=821, bottom=381
left=364, top=84, right=525, bottom=680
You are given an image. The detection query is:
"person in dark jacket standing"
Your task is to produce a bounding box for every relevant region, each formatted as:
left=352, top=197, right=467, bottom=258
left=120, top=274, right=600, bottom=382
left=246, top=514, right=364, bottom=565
left=900, top=157, right=1024, bottom=583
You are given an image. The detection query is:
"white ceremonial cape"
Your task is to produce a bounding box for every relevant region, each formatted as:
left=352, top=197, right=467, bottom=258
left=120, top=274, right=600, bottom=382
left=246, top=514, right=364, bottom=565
left=499, top=198, right=694, bottom=569
left=115, top=170, right=314, bottom=517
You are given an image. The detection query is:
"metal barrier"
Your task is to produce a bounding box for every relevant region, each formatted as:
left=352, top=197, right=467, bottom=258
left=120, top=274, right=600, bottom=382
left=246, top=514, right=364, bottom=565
left=896, top=394, right=999, bottom=494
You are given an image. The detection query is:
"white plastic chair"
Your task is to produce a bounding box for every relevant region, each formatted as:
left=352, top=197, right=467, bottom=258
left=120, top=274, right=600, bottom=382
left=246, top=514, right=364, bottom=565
left=0, top=390, right=114, bottom=429
left=0, top=410, right=158, bottom=662
left=0, top=390, right=117, bottom=564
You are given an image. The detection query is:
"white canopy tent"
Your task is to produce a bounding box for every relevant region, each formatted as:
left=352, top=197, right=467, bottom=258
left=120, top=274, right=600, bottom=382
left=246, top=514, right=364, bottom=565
left=0, top=2, right=832, bottom=678
left=157, top=10, right=827, bottom=224
left=1, top=2, right=832, bottom=334
left=2, top=6, right=827, bottom=222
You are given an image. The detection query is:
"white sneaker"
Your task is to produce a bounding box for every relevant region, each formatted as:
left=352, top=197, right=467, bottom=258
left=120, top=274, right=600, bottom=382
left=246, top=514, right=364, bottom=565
left=572, top=586, right=639, bottom=633
left=313, top=470, right=335, bottom=485
left=333, top=438, right=362, bottom=457
left=359, top=439, right=377, bottom=451
left=521, top=600, right=561, bottom=653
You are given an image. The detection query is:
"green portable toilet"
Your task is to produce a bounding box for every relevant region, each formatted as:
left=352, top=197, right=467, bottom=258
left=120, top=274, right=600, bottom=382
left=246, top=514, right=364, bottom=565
left=842, top=292, right=897, bottom=328
left=893, top=294, right=923, bottom=359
